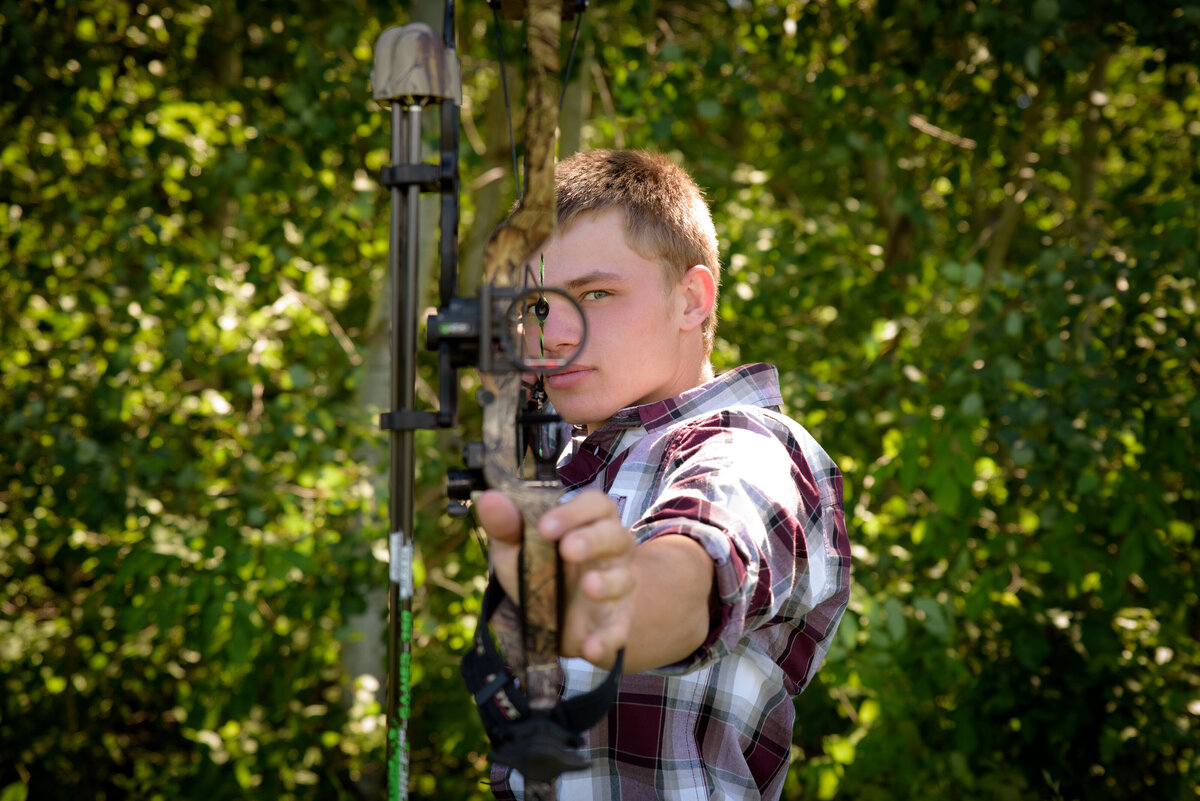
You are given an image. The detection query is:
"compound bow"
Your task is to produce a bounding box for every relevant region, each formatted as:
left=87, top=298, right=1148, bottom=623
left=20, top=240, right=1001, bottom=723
left=370, top=3, right=618, bottom=799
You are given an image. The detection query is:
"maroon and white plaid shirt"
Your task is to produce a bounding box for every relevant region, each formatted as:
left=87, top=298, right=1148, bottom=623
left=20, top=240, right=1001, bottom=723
left=492, top=363, right=851, bottom=800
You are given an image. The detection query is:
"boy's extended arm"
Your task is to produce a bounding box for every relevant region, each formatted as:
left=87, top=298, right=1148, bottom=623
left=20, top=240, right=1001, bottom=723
left=623, top=532, right=715, bottom=672
left=476, top=489, right=715, bottom=674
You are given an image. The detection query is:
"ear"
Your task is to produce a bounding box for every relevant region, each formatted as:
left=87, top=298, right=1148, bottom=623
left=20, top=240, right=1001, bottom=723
left=676, top=264, right=717, bottom=331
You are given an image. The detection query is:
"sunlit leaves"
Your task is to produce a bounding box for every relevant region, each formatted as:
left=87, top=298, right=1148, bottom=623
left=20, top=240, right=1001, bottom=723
left=0, top=0, right=403, bottom=796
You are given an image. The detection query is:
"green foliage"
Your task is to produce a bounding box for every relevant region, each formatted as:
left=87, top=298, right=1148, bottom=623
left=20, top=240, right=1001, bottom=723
left=1, top=0, right=449, bottom=797
left=2, top=1, right=1197, bottom=800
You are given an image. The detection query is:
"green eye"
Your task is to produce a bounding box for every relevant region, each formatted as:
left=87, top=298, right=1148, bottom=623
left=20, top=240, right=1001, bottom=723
left=582, top=290, right=609, bottom=301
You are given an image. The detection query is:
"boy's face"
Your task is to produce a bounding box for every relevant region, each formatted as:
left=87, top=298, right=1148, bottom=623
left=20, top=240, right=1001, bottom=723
left=528, top=208, right=704, bottom=432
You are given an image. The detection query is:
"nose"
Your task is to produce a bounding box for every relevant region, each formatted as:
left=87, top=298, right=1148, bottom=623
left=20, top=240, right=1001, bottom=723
left=523, top=295, right=583, bottom=363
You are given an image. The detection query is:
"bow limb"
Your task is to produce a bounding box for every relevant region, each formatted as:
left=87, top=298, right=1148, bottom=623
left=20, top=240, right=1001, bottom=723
left=482, top=0, right=559, bottom=289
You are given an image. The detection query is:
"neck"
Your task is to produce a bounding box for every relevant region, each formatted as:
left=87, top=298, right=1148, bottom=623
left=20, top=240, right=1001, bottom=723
left=580, top=358, right=717, bottom=436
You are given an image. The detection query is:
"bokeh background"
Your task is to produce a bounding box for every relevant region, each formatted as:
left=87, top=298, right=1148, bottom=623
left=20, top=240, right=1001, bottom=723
left=2, top=1, right=1197, bottom=799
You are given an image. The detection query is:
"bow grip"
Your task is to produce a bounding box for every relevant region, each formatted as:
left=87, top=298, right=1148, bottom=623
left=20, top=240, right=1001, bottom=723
left=518, top=495, right=563, bottom=706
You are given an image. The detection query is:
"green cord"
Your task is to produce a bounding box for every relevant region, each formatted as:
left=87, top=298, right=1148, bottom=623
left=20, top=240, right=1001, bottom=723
left=535, top=253, right=549, bottom=357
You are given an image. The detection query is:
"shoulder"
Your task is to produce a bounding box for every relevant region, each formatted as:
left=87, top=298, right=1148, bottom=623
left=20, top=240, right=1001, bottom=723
left=660, top=405, right=815, bottom=460
left=659, top=406, right=843, bottom=507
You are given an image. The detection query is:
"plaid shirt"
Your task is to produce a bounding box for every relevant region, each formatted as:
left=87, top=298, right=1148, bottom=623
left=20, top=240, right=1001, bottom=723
left=491, top=363, right=851, bottom=800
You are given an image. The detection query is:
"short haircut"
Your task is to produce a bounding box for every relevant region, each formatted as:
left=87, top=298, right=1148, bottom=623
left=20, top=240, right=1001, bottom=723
left=555, top=150, right=721, bottom=351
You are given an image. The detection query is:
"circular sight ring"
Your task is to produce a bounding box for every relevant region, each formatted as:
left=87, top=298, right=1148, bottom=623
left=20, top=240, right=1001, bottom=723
left=503, top=286, right=587, bottom=374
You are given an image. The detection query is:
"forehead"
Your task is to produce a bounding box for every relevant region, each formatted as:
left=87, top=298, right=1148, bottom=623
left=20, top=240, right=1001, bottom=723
left=547, top=207, right=627, bottom=252
left=535, top=209, right=665, bottom=283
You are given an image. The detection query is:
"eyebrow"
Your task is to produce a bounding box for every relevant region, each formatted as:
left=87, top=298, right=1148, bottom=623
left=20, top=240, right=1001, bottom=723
left=561, top=270, right=626, bottom=291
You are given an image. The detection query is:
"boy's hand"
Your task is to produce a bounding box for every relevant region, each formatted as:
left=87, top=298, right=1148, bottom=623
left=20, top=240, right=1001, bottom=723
left=475, top=489, right=636, bottom=670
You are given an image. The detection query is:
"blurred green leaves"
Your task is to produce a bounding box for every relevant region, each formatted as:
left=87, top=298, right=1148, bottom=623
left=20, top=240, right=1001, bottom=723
left=1, top=0, right=416, bottom=796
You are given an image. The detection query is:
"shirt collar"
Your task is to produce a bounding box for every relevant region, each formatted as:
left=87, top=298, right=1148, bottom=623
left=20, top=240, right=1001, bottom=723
left=632, top=362, right=783, bottom=432
left=558, top=363, right=783, bottom=488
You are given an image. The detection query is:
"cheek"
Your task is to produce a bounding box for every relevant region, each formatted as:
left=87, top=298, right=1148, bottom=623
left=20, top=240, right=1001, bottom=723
left=578, top=309, right=616, bottom=351
left=578, top=302, right=662, bottom=361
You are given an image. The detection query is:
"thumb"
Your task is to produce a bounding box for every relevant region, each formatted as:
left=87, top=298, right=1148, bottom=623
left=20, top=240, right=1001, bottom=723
left=474, top=489, right=524, bottom=546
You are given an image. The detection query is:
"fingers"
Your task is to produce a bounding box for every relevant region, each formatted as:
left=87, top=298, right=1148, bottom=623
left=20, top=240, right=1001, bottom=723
left=479, top=487, right=637, bottom=669
left=539, top=490, right=630, bottom=564
left=576, top=578, right=635, bottom=669
left=581, top=619, right=631, bottom=668
left=578, top=559, right=636, bottom=603
left=474, top=489, right=523, bottom=545
left=480, top=489, right=623, bottom=558
left=550, top=492, right=636, bottom=669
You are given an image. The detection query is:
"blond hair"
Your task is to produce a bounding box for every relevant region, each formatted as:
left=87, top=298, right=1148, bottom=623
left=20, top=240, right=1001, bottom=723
left=555, top=150, right=721, bottom=351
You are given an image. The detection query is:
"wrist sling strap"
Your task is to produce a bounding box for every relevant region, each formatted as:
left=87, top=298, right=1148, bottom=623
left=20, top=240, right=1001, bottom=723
left=460, top=574, right=625, bottom=784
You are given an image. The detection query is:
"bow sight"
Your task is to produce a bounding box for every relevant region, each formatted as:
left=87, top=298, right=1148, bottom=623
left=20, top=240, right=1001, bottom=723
left=430, top=282, right=586, bottom=512
left=370, top=2, right=604, bottom=800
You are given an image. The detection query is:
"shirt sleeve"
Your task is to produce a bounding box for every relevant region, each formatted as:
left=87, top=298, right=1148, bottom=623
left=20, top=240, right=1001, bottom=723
left=629, top=409, right=848, bottom=682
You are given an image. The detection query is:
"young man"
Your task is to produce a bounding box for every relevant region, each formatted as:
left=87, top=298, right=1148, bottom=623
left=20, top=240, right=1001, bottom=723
left=476, top=150, right=851, bottom=800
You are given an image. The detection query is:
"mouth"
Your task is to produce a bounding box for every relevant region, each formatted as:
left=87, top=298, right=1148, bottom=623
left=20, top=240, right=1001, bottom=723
left=545, top=366, right=594, bottom=390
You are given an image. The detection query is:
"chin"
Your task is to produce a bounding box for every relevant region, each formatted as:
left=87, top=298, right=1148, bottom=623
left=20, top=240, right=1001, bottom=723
left=552, top=402, right=606, bottom=430
left=557, top=410, right=596, bottom=429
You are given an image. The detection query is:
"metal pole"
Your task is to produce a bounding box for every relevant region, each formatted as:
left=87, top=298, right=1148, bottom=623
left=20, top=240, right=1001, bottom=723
left=386, top=101, right=423, bottom=801
left=372, top=13, right=460, bottom=798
